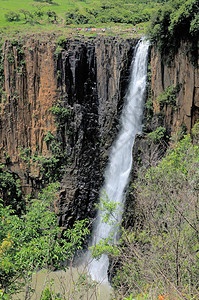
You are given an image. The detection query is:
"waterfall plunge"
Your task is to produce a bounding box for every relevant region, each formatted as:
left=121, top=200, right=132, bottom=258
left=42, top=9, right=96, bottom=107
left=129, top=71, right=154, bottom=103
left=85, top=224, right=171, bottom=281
left=88, top=39, right=150, bottom=283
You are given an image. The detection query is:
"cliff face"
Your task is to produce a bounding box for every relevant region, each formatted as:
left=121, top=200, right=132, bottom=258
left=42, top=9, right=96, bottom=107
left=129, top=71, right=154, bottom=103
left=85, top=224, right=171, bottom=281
left=151, top=42, right=199, bottom=132
left=1, top=36, right=198, bottom=226
left=0, top=36, right=136, bottom=225
left=1, top=40, right=58, bottom=178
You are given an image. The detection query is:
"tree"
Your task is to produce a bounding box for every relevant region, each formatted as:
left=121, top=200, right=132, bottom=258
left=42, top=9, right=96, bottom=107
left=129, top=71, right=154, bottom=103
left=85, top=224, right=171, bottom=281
left=90, top=129, right=199, bottom=299
left=0, top=183, right=89, bottom=299
left=0, top=164, right=24, bottom=215
left=111, top=133, right=199, bottom=299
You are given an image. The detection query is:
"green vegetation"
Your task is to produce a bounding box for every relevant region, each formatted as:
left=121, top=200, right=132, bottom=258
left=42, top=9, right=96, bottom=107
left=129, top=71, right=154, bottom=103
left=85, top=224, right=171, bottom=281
left=147, top=126, right=166, bottom=143
left=0, top=0, right=164, bottom=38
left=0, top=0, right=198, bottom=299
left=50, top=104, right=71, bottom=127
left=91, top=126, right=199, bottom=299
left=157, top=84, right=181, bottom=109
left=20, top=136, right=68, bottom=184
left=0, top=164, right=24, bottom=214
left=0, top=0, right=197, bottom=45
left=0, top=183, right=89, bottom=298
left=147, top=0, right=199, bottom=63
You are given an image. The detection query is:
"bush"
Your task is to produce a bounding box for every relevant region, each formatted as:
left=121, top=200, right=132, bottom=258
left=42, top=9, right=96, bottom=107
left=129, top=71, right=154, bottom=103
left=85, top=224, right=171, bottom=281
left=147, top=0, right=199, bottom=61
left=0, top=164, right=24, bottom=214
left=148, top=126, right=166, bottom=143
left=65, top=9, right=90, bottom=25
left=111, top=134, right=199, bottom=298
left=0, top=183, right=90, bottom=296
left=157, top=84, right=181, bottom=109
left=5, top=11, right=20, bottom=22
left=49, top=105, right=71, bottom=126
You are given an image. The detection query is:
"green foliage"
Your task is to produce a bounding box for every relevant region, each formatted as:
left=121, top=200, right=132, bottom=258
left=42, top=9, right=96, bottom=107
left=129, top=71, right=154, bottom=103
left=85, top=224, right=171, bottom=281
left=33, top=0, right=54, bottom=3
left=49, top=104, right=71, bottom=127
left=90, top=237, right=120, bottom=259
left=111, top=134, right=199, bottom=298
left=97, top=190, right=121, bottom=225
left=89, top=190, right=121, bottom=259
left=168, top=0, right=199, bottom=36
left=65, top=1, right=152, bottom=25
left=57, top=36, right=66, bottom=47
left=65, top=9, right=90, bottom=25
left=20, top=133, right=68, bottom=184
left=145, top=97, right=153, bottom=122
left=6, top=52, right=14, bottom=64
left=40, top=287, right=62, bottom=300
left=5, top=11, right=20, bottom=22
left=147, top=126, right=166, bottom=143
left=44, top=131, right=55, bottom=145
left=0, top=183, right=89, bottom=297
left=0, top=164, right=24, bottom=214
left=46, top=10, right=57, bottom=21
left=147, top=0, right=199, bottom=63
left=0, top=290, right=9, bottom=300
left=36, top=155, right=65, bottom=182
left=191, top=120, right=199, bottom=138
left=90, top=133, right=199, bottom=299
left=0, top=0, right=168, bottom=35
left=157, top=84, right=181, bottom=109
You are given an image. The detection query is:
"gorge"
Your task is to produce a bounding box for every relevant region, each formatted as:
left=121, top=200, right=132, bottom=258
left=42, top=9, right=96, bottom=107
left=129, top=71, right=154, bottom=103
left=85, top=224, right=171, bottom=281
left=0, top=35, right=198, bottom=224
left=88, top=38, right=150, bottom=283
left=0, top=32, right=198, bottom=298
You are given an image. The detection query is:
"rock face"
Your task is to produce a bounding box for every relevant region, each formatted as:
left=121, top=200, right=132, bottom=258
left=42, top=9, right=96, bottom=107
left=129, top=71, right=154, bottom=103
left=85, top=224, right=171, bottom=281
left=1, top=40, right=58, bottom=184
left=150, top=42, right=199, bottom=133
left=0, top=36, right=198, bottom=226
left=125, top=41, right=199, bottom=227
left=0, top=36, right=136, bottom=225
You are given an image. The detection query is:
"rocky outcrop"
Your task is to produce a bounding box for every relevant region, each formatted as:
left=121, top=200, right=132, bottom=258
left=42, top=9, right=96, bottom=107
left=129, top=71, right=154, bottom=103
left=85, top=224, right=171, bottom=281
left=56, top=37, right=136, bottom=226
left=0, top=39, right=58, bottom=189
left=0, top=35, right=136, bottom=225
left=151, top=42, right=199, bottom=133
left=1, top=35, right=197, bottom=227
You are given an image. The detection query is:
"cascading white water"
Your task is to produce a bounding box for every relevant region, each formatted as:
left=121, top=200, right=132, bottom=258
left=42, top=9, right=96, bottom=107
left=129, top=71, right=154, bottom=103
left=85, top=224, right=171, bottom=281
left=88, top=39, right=150, bottom=283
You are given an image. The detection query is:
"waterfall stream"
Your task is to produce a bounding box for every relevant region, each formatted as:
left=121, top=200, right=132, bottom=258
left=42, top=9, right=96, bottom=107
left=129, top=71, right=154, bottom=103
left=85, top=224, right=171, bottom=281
left=88, top=39, right=150, bottom=283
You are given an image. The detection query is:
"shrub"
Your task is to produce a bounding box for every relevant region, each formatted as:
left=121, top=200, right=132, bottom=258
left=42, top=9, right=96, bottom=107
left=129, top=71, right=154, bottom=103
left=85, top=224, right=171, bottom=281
left=49, top=105, right=71, bottom=127
left=0, top=183, right=89, bottom=296
left=57, top=36, right=66, bottom=48
left=147, top=0, right=199, bottom=62
left=147, top=126, right=166, bottom=143
left=111, top=134, right=199, bottom=298
left=5, top=11, right=20, bottom=22
left=157, top=84, right=181, bottom=109
left=0, top=164, right=24, bottom=214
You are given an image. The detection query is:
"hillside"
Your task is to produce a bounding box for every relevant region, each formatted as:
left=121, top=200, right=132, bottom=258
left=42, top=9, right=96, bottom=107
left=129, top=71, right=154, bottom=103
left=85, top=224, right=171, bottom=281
left=0, top=0, right=162, bottom=38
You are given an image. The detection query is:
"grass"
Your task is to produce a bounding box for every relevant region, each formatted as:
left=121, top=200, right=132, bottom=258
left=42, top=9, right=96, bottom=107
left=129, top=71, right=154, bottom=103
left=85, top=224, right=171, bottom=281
left=0, top=0, right=148, bottom=39
left=0, top=0, right=73, bottom=28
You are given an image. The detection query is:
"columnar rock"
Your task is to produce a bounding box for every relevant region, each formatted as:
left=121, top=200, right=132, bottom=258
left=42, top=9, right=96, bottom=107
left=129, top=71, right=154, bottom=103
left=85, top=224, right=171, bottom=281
left=151, top=42, right=199, bottom=132
left=0, top=36, right=135, bottom=225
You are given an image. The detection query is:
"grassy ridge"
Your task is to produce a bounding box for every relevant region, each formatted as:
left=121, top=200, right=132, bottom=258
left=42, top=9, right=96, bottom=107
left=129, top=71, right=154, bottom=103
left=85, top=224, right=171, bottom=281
left=0, top=0, right=161, bottom=37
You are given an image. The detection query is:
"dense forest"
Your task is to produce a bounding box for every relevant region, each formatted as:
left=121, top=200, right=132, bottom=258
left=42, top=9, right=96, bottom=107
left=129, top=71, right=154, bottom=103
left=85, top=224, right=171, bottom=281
left=0, top=0, right=198, bottom=299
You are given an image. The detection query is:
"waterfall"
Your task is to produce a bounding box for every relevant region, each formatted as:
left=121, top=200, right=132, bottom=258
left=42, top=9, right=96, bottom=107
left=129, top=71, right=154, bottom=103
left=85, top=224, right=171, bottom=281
left=88, top=39, right=150, bottom=283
